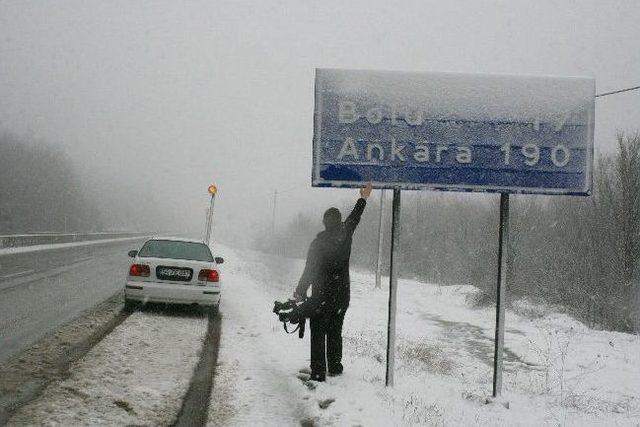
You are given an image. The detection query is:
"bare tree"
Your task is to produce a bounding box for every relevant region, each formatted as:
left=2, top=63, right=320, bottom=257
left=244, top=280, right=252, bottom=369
left=255, top=132, right=640, bottom=332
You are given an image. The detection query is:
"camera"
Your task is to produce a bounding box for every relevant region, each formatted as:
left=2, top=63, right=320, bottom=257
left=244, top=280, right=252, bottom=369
left=272, top=297, right=321, bottom=338
left=273, top=299, right=302, bottom=322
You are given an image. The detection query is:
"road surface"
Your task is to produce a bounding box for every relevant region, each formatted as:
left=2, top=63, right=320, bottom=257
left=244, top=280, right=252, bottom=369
left=0, top=238, right=146, bottom=363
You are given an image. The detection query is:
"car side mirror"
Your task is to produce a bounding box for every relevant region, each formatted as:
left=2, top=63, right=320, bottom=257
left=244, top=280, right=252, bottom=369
left=214, top=257, right=224, bottom=264
left=128, top=250, right=138, bottom=258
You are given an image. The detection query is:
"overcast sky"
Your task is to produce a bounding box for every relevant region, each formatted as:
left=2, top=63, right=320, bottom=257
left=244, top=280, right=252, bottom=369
left=1, top=0, right=639, bottom=242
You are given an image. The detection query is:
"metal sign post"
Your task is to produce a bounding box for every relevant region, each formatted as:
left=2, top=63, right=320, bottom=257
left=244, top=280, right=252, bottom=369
left=375, top=189, right=385, bottom=289
left=204, top=184, right=217, bottom=245
left=204, top=194, right=215, bottom=244
left=385, top=188, right=401, bottom=386
left=492, top=193, right=510, bottom=397
left=203, top=208, right=210, bottom=242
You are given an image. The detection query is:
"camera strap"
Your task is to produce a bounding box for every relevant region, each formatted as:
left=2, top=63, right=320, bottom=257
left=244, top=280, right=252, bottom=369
left=282, top=321, right=300, bottom=334
left=282, top=318, right=306, bottom=339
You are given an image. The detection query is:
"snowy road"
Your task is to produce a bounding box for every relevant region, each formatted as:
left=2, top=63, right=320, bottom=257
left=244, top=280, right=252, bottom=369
left=0, top=238, right=146, bottom=363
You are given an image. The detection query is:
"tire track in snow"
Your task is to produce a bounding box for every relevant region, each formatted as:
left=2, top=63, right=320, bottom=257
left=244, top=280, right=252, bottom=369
left=0, top=292, right=132, bottom=425
left=172, top=310, right=222, bottom=427
left=6, top=305, right=209, bottom=426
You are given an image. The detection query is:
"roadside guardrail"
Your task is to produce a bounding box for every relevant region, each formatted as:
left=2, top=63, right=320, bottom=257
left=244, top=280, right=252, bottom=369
left=0, top=232, right=150, bottom=249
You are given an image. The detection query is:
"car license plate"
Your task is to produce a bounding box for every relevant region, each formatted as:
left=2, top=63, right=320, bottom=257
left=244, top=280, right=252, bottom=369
left=158, top=268, right=190, bottom=278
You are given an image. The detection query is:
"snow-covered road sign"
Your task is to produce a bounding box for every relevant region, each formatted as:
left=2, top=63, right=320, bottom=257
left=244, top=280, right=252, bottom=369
left=312, top=68, right=595, bottom=195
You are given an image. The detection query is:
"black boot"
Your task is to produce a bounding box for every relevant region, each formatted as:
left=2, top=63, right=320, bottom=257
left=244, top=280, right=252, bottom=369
left=310, top=372, right=326, bottom=382
left=328, top=363, right=343, bottom=376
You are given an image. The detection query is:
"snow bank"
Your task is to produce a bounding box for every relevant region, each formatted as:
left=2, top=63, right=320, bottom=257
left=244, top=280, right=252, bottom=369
left=210, top=245, right=640, bottom=426
left=207, top=248, right=317, bottom=425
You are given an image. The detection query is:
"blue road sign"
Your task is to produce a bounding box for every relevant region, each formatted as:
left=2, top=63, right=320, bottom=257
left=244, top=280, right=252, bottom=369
left=312, top=69, right=595, bottom=195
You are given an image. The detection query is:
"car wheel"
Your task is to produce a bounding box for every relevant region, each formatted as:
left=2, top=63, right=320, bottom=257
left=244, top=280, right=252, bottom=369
left=123, top=298, right=138, bottom=313
left=209, top=304, right=219, bottom=316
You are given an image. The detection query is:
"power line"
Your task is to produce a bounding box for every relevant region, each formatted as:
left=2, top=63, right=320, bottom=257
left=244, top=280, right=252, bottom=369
left=596, top=85, right=640, bottom=98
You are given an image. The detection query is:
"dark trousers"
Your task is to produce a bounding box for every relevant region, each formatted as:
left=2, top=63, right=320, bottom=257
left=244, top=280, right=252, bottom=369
left=310, top=310, right=346, bottom=375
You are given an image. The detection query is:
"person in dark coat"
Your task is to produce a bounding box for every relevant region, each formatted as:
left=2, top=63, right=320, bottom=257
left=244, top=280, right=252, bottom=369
left=294, top=183, right=372, bottom=382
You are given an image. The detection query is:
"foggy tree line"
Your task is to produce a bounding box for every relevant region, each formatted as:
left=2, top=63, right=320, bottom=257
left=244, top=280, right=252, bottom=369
left=257, top=133, right=640, bottom=333
left=0, top=133, right=177, bottom=235
left=0, top=133, right=102, bottom=234
left=504, top=135, right=640, bottom=333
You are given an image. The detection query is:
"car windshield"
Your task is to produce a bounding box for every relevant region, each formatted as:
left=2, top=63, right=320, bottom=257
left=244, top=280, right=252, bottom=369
left=138, top=240, right=213, bottom=262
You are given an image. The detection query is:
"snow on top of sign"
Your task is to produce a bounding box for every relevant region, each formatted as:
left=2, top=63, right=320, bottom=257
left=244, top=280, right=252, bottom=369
left=317, top=68, right=594, bottom=124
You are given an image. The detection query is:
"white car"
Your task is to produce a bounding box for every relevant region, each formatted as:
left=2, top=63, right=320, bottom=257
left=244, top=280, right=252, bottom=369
left=124, top=237, right=223, bottom=312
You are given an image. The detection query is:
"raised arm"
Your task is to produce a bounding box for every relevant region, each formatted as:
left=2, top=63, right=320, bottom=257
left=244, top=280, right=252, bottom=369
left=344, top=183, right=372, bottom=234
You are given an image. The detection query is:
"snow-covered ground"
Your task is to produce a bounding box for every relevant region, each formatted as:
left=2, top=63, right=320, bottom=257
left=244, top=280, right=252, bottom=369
left=8, top=309, right=208, bottom=426
left=7, top=243, right=639, bottom=426
left=209, top=245, right=640, bottom=426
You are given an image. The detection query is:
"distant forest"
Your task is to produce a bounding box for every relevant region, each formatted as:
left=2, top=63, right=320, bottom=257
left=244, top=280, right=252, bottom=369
left=258, top=133, right=640, bottom=333
left=0, top=133, right=102, bottom=234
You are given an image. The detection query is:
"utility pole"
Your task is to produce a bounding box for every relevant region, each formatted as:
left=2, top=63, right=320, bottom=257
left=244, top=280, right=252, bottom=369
left=375, top=189, right=385, bottom=289
left=416, top=193, right=420, bottom=229
left=271, top=189, right=278, bottom=238
left=62, top=190, right=68, bottom=233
